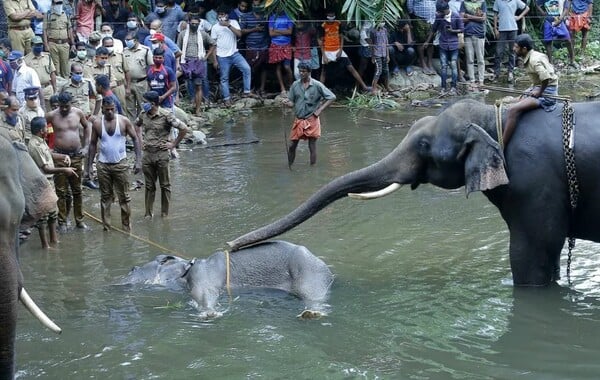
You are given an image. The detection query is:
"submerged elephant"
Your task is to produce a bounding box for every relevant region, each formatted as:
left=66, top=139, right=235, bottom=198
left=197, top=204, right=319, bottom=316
left=122, top=241, right=333, bottom=318
left=228, top=99, right=600, bottom=287
left=0, top=131, right=62, bottom=378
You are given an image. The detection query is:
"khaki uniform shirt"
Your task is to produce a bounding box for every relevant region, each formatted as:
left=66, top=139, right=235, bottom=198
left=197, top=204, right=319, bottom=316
left=44, top=11, right=70, bottom=40
left=524, top=50, right=559, bottom=88
left=23, top=52, right=55, bottom=86
left=135, top=108, right=189, bottom=151
left=84, top=62, right=113, bottom=86
left=0, top=113, right=26, bottom=142
left=60, top=79, right=99, bottom=116
left=28, top=134, right=54, bottom=180
left=108, top=52, right=129, bottom=85
left=4, top=0, right=35, bottom=27
left=123, top=44, right=153, bottom=81
left=18, top=104, right=44, bottom=140
left=68, top=57, right=90, bottom=71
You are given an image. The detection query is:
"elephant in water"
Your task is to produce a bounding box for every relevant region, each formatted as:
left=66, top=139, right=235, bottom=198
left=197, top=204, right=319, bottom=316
left=227, top=99, right=600, bottom=287
left=0, top=131, right=62, bottom=378
left=121, top=241, right=333, bottom=318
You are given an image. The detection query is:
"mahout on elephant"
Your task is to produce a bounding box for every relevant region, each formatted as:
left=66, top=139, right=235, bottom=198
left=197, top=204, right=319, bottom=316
left=227, top=99, right=600, bottom=287
left=0, top=130, right=62, bottom=379
left=120, top=241, right=333, bottom=318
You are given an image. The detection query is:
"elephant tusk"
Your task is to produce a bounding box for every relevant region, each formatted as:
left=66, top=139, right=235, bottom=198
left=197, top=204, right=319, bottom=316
left=348, top=183, right=402, bottom=200
left=19, top=288, right=62, bottom=334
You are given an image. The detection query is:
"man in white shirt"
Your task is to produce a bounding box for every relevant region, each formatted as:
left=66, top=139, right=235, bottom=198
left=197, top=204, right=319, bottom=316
left=8, top=50, right=43, bottom=105
left=210, top=5, right=254, bottom=106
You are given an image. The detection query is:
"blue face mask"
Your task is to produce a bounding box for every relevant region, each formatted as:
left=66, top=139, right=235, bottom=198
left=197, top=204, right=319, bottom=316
left=33, top=45, right=44, bottom=55
left=5, top=112, right=18, bottom=126
left=125, top=39, right=135, bottom=49
left=142, top=102, right=152, bottom=113
left=71, top=73, right=83, bottom=82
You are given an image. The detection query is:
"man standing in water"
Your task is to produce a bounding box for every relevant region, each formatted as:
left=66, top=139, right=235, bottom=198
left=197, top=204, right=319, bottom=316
left=88, top=96, right=141, bottom=231
left=283, top=62, right=336, bottom=167
left=46, top=91, right=91, bottom=230
left=135, top=90, right=188, bottom=219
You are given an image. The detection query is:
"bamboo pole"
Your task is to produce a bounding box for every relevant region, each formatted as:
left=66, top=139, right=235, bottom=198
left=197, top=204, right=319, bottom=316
left=479, top=85, right=572, bottom=102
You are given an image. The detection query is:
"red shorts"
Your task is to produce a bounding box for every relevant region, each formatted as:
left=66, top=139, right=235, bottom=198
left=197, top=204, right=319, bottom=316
left=567, top=9, right=592, bottom=32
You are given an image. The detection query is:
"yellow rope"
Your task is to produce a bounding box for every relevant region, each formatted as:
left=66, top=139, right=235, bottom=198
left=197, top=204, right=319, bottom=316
left=82, top=210, right=190, bottom=259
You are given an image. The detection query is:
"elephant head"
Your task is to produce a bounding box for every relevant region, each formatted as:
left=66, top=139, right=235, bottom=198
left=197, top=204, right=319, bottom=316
left=227, top=100, right=508, bottom=251
left=0, top=131, right=62, bottom=378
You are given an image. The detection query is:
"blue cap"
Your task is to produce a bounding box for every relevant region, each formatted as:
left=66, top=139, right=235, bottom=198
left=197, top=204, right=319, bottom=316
left=23, top=86, right=40, bottom=99
left=8, top=50, right=24, bottom=61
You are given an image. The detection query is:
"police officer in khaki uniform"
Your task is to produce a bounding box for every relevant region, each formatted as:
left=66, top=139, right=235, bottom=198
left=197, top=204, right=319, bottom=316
left=69, top=41, right=91, bottom=69
left=84, top=46, right=112, bottom=114
left=102, top=36, right=129, bottom=115
left=123, top=31, right=153, bottom=120
left=134, top=91, right=188, bottom=219
left=18, top=86, right=45, bottom=141
left=24, top=36, right=56, bottom=110
left=0, top=95, right=26, bottom=142
left=60, top=62, right=100, bottom=117
left=3, top=0, right=42, bottom=55
left=43, top=0, right=75, bottom=78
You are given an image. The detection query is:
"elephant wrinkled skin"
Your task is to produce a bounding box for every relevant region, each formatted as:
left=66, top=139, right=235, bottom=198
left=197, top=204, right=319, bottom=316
left=228, top=99, right=600, bottom=287
left=0, top=130, right=60, bottom=379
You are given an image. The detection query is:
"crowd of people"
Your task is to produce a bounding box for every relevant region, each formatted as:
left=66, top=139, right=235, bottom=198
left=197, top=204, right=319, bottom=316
left=0, top=0, right=594, bottom=248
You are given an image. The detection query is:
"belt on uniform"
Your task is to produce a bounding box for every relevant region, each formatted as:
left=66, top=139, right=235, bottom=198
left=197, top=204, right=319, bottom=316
left=9, top=25, right=30, bottom=31
left=144, top=146, right=166, bottom=153
left=134, top=77, right=147, bottom=83
left=48, top=38, right=69, bottom=44
left=53, top=148, right=83, bottom=157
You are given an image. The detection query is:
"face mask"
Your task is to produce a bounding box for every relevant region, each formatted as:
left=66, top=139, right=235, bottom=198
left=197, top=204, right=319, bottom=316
left=152, top=43, right=160, bottom=50
left=125, top=39, right=135, bottom=49
left=142, top=102, right=152, bottom=112
left=5, top=113, right=18, bottom=127
left=53, top=5, right=63, bottom=13
left=71, top=73, right=83, bottom=82
left=127, top=20, right=137, bottom=29
left=106, top=47, right=114, bottom=54
left=218, top=16, right=227, bottom=22
left=189, top=24, right=199, bottom=32
left=77, top=50, right=87, bottom=59
left=32, top=45, right=44, bottom=55
left=97, top=59, right=107, bottom=66
left=326, top=15, right=335, bottom=20
left=9, top=61, right=20, bottom=71
left=156, top=6, right=165, bottom=14
left=102, top=32, right=112, bottom=38
left=444, top=13, right=451, bottom=22
left=149, top=29, right=157, bottom=35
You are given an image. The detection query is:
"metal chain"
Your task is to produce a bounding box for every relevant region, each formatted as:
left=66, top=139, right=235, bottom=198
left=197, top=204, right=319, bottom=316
left=561, top=100, right=578, bottom=283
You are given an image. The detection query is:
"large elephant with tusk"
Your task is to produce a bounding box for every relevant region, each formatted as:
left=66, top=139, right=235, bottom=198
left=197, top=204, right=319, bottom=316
left=228, top=99, right=600, bottom=287
left=0, top=130, right=62, bottom=379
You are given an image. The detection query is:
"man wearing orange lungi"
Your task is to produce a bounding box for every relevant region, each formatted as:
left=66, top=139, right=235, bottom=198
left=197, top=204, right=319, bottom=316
left=282, top=62, right=335, bottom=167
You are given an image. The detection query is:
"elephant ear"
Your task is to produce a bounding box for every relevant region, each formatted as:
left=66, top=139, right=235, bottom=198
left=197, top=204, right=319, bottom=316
left=457, top=123, right=509, bottom=196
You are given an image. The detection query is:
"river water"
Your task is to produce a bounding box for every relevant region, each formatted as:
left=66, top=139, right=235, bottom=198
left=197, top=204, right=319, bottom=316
left=16, top=95, right=600, bottom=379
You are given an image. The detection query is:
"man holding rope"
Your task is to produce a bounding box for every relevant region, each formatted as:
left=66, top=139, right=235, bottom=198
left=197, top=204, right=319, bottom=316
left=503, top=34, right=558, bottom=145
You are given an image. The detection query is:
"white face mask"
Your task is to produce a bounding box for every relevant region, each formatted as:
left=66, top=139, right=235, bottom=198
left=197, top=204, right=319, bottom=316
left=149, top=29, right=157, bottom=35
left=326, top=15, right=335, bottom=20
left=53, top=4, right=63, bottom=13
left=444, top=13, right=451, bottom=22
left=77, top=50, right=87, bottom=59
left=127, top=20, right=137, bottom=29
left=102, top=32, right=113, bottom=38
left=152, top=43, right=160, bottom=50
left=106, top=47, right=114, bottom=54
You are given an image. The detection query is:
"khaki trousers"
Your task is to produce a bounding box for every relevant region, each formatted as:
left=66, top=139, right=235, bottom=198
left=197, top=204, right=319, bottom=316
left=142, top=150, right=171, bottom=217
left=9, top=28, right=34, bottom=55
left=49, top=41, right=71, bottom=78
left=97, top=159, right=131, bottom=231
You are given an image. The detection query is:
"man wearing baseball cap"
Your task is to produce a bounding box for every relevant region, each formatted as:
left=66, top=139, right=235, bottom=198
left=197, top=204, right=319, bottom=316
left=8, top=50, right=43, bottom=105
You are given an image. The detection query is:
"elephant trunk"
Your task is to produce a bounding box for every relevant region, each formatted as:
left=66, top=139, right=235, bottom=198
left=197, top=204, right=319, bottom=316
left=227, top=156, right=400, bottom=251
left=19, top=288, right=62, bottom=334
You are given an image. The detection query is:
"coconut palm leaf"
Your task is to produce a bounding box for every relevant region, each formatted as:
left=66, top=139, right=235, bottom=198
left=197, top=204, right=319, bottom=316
left=342, top=0, right=404, bottom=25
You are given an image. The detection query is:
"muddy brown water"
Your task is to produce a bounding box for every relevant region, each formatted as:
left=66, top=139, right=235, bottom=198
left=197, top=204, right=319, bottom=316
left=16, top=87, right=600, bottom=379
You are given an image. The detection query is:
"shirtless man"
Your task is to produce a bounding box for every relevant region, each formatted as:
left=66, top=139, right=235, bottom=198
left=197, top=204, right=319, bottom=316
left=88, top=96, right=141, bottom=231
left=46, top=91, right=91, bottom=230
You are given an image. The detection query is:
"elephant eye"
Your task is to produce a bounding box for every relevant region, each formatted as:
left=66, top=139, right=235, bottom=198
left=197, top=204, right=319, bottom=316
left=418, top=139, right=430, bottom=152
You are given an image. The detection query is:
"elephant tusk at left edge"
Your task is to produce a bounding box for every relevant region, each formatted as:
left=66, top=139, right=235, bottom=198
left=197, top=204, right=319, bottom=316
left=19, top=288, right=62, bottom=334
left=348, top=183, right=402, bottom=200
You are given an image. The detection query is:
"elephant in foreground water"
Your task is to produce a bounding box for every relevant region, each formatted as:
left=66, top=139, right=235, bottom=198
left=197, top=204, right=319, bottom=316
left=228, top=99, right=600, bottom=287
left=121, top=241, right=333, bottom=318
left=0, top=131, right=62, bottom=379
